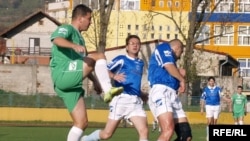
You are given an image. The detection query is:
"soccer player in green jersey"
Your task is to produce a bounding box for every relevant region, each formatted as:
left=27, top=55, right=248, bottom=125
left=50, top=4, right=123, bottom=141
left=229, top=86, right=247, bottom=125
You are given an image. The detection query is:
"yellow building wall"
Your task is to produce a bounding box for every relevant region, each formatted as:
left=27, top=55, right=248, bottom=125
left=84, top=10, right=189, bottom=51
left=196, top=22, right=250, bottom=59
left=1, top=107, right=250, bottom=124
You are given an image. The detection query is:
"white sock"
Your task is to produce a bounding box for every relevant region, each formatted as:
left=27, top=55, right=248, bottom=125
left=82, top=129, right=101, bottom=141
left=95, top=59, right=112, bottom=93
left=239, top=120, right=243, bottom=125
left=67, top=126, right=83, bottom=141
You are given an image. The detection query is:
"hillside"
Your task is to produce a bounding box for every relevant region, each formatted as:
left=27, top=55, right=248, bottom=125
left=0, top=0, right=54, bottom=33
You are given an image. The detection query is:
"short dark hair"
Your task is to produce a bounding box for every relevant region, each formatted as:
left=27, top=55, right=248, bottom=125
left=72, top=4, right=92, bottom=19
left=208, top=76, right=215, bottom=81
left=125, top=35, right=141, bottom=45
left=237, top=85, right=243, bottom=89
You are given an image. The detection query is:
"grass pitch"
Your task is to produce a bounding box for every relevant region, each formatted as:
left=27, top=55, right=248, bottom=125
left=0, top=124, right=206, bottom=141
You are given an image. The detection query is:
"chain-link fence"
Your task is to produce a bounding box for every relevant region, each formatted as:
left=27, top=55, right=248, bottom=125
left=0, top=91, right=232, bottom=112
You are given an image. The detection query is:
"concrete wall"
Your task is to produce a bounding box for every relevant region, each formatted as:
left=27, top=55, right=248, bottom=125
left=1, top=107, right=250, bottom=125
left=0, top=64, right=55, bottom=95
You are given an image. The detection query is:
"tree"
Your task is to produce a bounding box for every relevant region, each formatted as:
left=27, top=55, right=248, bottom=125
left=146, top=0, right=238, bottom=103
left=83, top=0, right=115, bottom=53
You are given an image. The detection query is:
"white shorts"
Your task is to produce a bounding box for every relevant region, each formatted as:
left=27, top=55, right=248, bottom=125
left=108, top=93, right=146, bottom=120
left=205, top=105, right=221, bottom=119
left=148, top=84, right=187, bottom=119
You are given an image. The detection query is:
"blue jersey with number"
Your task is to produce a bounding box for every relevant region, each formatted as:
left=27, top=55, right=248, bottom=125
left=148, top=43, right=179, bottom=90
left=107, top=55, right=144, bottom=96
left=200, top=86, right=222, bottom=105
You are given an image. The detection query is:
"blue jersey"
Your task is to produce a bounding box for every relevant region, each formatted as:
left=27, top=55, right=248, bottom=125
left=200, top=86, right=222, bottom=105
left=107, top=55, right=144, bottom=96
left=148, top=43, right=179, bottom=90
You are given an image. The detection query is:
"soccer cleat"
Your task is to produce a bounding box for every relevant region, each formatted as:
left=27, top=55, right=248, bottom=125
left=103, top=87, right=123, bottom=103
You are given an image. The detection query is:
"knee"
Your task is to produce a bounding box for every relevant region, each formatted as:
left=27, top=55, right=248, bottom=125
left=138, top=127, right=149, bottom=138
left=74, top=119, right=88, bottom=130
left=174, top=122, right=192, bottom=141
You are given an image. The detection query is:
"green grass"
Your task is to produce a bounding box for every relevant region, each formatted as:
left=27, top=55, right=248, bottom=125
left=0, top=124, right=206, bottom=141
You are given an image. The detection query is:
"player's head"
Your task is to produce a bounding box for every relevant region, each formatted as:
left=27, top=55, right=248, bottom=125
left=237, top=85, right=243, bottom=93
left=72, top=4, right=92, bottom=31
left=169, top=39, right=184, bottom=59
left=207, top=76, right=215, bottom=87
left=125, top=35, right=141, bottom=57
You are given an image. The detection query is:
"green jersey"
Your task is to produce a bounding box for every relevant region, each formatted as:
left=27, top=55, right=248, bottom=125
left=50, top=24, right=86, bottom=81
left=231, top=93, right=247, bottom=113
left=50, top=24, right=85, bottom=61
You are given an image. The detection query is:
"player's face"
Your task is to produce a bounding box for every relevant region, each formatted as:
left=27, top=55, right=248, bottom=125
left=79, top=12, right=92, bottom=31
left=208, top=79, right=215, bottom=87
left=126, top=38, right=141, bottom=57
left=237, top=87, right=242, bottom=94
left=174, top=45, right=183, bottom=59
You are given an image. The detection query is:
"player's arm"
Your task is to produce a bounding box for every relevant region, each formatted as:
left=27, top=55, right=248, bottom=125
left=200, top=91, right=206, bottom=114
left=164, top=64, right=185, bottom=92
left=53, top=37, right=86, bottom=53
left=244, top=96, right=248, bottom=115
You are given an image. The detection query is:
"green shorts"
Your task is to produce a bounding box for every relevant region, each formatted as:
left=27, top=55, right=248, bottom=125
left=233, top=111, right=244, bottom=119
left=51, top=59, right=84, bottom=112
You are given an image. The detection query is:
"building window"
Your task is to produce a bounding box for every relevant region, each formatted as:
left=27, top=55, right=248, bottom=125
left=197, top=0, right=210, bottom=12
left=159, top=34, right=162, bottom=39
left=238, top=58, right=250, bottom=77
left=151, top=0, right=156, bottom=7
left=151, top=33, right=154, bottom=39
left=135, top=25, right=139, bottom=30
left=175, top=1, right=179, bottom=7
left=167, top=0, right=171, bottom=7
left=167, top=34, right=170, bottom=39
left=120, top=0, right=139, bottom=10
left=166, top=25, right=170, bottom=31
left=143, top=33, right=147, bottom=39
left=38, top=20, right=44, bottom=25
left=159, top=0, right=164, bottom=7
left=239, top=0, right=250, bottom=13
left=238, top=26, right=250, bottom=45
left=127, top=33, right=131, bottom=36
left=214, top=25, right=234, bottom=45
left=151, top=25, right=154, bottom=31
left=175, top=34, right=178, bottom=39
left=127, top=25, right=131, bottom=30
left=215, top=0, right=234, bottom=12
left=159, top=25, right=162, bottom=31
left=119, top=32, right=124, bottom=37
left=196, top=25, right=210, bottom=45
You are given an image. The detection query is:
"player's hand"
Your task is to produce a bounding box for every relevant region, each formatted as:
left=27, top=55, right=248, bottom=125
left=178, top=81, right=185, bottom=93
left=72, top=44, right=86, bottom=54
left=200, top=109, right=204, bottom=115
left=113, top=72, right=126, bottom=83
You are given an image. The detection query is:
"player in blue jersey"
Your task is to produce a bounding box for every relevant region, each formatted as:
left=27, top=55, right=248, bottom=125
left=82, top=35, right=149, bottom=141
left=148, top=39, right=192, bottom=141
left=200, top=76, right=229, bottom=140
